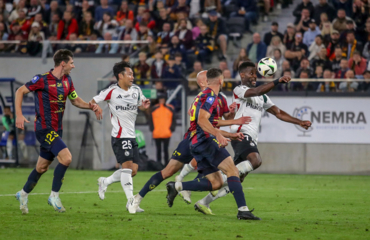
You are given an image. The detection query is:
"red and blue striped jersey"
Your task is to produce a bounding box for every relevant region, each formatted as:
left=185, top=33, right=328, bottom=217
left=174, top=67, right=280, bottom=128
left=25, top=69, right=76, bottom=132
left=188, top=88, right=220, bottom=146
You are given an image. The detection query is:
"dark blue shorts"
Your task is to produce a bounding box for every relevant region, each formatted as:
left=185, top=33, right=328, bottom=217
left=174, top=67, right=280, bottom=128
left=35, top=129, right=67, bottom=161
left=171, top=136, right=193, bottom=164
left=190, top=137, right=230, bottom=176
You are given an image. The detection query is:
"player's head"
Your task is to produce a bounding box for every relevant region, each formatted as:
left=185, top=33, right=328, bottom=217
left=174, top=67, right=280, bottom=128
left=113, top=61, right=134, bottom=87
left=238, top=61, right=257, bottom=88
left=53, top=49, right=74, bottom=75
left=206, top=68, right=223, bottom=90
left=196, top=70, right=207, bottom=90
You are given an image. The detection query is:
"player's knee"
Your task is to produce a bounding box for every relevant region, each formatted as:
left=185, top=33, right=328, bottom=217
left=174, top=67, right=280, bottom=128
left=131, top=168, right=137, bottom=177
left=60, top=154, right=72, bottom=166
left=211, top=179, right=223, bottom=190
left=36, top=165, right=48, bottom=174
left=161, top=168, right=174, bottom=179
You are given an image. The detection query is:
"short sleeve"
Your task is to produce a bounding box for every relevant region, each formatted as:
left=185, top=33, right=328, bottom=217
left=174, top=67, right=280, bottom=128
left=137, top=87, right=146, bottom=106
left=222, top=97, right=229, bottom=114
left=233, top=85, right=250, bottom=100
left=25, top=75, right=44, bottom=92
left=262, top=94, right=275, bottom=110
left=93, top=87, right=115, bottom=103
left=200, top=93, right=218, bottom=114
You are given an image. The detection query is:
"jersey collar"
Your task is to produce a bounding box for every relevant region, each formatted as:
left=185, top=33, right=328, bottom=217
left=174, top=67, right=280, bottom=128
left=49, top=69, right=64, bottom=81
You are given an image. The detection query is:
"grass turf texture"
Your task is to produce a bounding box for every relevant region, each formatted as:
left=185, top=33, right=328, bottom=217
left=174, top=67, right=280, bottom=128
left=0, top=169, right=369, bottom=240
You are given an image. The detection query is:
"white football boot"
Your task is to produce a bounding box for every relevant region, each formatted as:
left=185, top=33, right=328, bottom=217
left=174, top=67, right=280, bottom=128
left=98, top=177, right=108, bottom=200
left=15, top=191, right=29, bottom=214
left=48, top=195, right=66, bottom=212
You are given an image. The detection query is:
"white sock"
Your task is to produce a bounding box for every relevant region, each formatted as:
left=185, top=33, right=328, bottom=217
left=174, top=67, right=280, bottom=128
left=238, top=206, right=250, bottom=211
left=201, top=187, right=230, bottom=206
left=6, top=140, right=12, bottom=158
left=175, top=182, right=183, bottom=191
left=105, top=169, right=122, bottom=185
left=50, top=191, right=59, bottom=197
left=236, top=160, right=254, bottom=175
left=20, top=189, right=28, bottom=196
left=177, top=164, right=195, bottom=182
left=120, top=169, right=133, bottom=200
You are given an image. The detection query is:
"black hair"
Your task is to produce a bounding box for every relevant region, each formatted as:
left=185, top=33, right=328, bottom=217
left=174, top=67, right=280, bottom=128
left=274, top=48, right=282, bottom=55
left=4, top=106, right=11, bottom=110
left=347, top=30, right=355, bottom=35
left=206, top=68, right=223, bottom=80
left=53, top=49, right=73, bottom=67
left=300, top=69, right=310, bottom=76
left=315, top=35, right=323, bottom=40
left=238, top=61, right=255, bottom=73
left=113, top=61, right=132, bottom=80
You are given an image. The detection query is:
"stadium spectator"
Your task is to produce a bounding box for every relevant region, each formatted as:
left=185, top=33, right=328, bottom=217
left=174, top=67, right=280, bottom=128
left=74, top=0, right=95, bottom=23
left=331, top=46, right=343, bottom=72
left=64, top=33, right=83, bottom=53
left=116, top=19, right=137, bottom=43
left=173, top=11, right=193, bottom=31
left=169, top=35, right=187, bottom=62
left=219, top=59, right=229, bottom=72
left=233, top=49, right=250, bottom=77
left=174, top=18, right=193, bottom=50
left=282, top=60, right=295, bottom=77
left=348, top=51, right=367, bottom=76
left=116, top=0, right=134, bottom=25
left=358, top=21, right=370, bottom=48
left=333, top=0, right=352, bottom=18
left=57, top=11, right=78, bottom=40
left=313, top=65, right=323, bottom=79
left=8, top=0, right=28, bottom=23
left=203, top=0, right=222, bottom=17
left=339, top=19, right=357, bottom=43
left=149, top=91, right=176, bottom=166
left=339, top=69, right=358, bottom=91
left=169, top=0, right=190, bottom=20
left=319, top=13, right=329, bottom=30
left=222, top=69, right=234, bottom=91
left=284, top=23, right=296, bottom=50
left=266, top=35, right=286, bottom=58
left=28, top=0, right=43, bottom=19
left=48, top=13, right=60, bottom=39
left=274, top=49, right=285, bottom=78
left=0, top=0, right=9, bottom=21
left=293, top=69, right=318, bottom=91
left=326, top=30, right=340, bottom=59
left=9, top=33, right=28, bottom=53
left=134, top=52, right=151, bottom=87
left=352, top=0, right=367, bottom=29
left=157, top=22, right=173, bottom=46
left=33, top=13, right=50, bottom=38
left=295, top=58, right=313, bottom=78
left=94, top=12, right=118, bottom=37
left=320, top=21, right=333, bottom=44
left=160, top=43, right=170, bottom=61
left=138, top=21, right=153, bottom=41
left=303, top=19, right=320, bottom=46
left=195, top=25, right=213, bottom=63
left=11, top=9, right=31, bottom=33
left=295, top=8, right=311, bottom=34
left=0, top=22, right=8, bottom=40
left=341, top=30, right=363, bottom=59
left=207, top=10, right=227, bottom=60
left=247, top=33, right=267, bottom=63
left=144, top=35, right=157, bottom=57
left=285, top=32, right=308, bottom=71
left=313, top=0, right=336, bottom=25
left=151, top=51, right=167, bottom=79
left=335, top=58, right=349, bottom=78
left=135, top=10, right=156, bottom=31
left=332, top=9, right=353, bottom=33
left=94, top=0, right=114, bottom=22
left=150, top=7, right=174, bottom=33
left=188, top=60, right=203, bottom=78
left=8, top=22, right=27, bottom=40
left=311, top=47, right=332, bottom=71
left=28, top=21, right=44, bottom=41
left=263, top=21, right=284, bottom=46
left=293, top=0, right=314, bottom=24
left=78, top=11, right=94, bottom=39
left=95, top=32, right=114, bottom=54
left=317, top=69, right=337, bottom=92
left=358, top=70, right=370, bottom=91
left=229, top=0, right=258, bottom=32
left=174, top=52, right=186, bottom=76
left=163, top=55, right=182, bottom=82
left=191, top=18, right=204, bottom=40
left=84, top=32, right=98, bottom=52
left=308, top=35, right=325, bottom=60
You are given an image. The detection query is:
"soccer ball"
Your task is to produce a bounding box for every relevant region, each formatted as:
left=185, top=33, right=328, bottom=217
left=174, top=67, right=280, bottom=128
left=257, top=57, right=277, bottom=77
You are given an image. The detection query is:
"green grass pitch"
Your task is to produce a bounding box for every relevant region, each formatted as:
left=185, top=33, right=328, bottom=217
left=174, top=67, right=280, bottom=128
left=0, top=169, right=369, bottom=240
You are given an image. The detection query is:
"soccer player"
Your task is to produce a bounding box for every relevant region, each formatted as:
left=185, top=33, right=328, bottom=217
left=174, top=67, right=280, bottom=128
left=14, top=49, right=102, bottom=214
left=128, top=70, right=251, bottom=214
left=93, top=61, right=150, bottom=213
left=194, top=61, right=312, bottom=215
left=165, top=68, right=260, bottom=220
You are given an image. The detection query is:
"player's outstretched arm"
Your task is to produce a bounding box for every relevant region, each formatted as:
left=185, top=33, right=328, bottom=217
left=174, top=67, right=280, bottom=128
left=244, top=76, right=291, bottom=98
left=267, top=105, right=312, bottom=130
left=15, top=85, right=30, bottom=130
left=216, top=116, right=252, bottom=127
left=71, top=97, right=102, bottom=118
left=198, top=109, right=229, bottom=147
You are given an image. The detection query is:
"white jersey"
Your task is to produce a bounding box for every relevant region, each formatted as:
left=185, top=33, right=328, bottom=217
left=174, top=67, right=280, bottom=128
left=93, top=83, right=146, bottom=138
left=230, top=85, right=274, bottom=143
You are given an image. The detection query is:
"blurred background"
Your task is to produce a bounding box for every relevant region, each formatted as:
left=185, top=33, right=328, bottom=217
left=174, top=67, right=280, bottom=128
left=0, top=0, right=369, bottom=174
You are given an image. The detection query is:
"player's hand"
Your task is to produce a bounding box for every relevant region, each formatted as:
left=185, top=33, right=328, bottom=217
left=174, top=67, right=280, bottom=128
left=299, top=120, right=312, bottom=130
left=230, top=132, right=244, bottom=141
left=16, top=115, right=29, bottom=130
left=94, top=105, right=103, bottom=120
left=234, top=116, right=252, bottom=125
left=89, top=102, right=99, bottom=112
left=216, top=132, right=230, bottom=148
left=142, top=99, right=151, bottom=109
left=279, top=76, right=291, bottom=83
left=229, top=102, right=237, bottom=113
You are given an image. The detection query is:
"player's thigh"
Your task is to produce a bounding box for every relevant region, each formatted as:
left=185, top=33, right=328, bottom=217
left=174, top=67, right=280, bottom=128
left=161, top=159, right=184, bottom=179
left=218, top=156, right=239, bottom=178
left=205, top=171, right=223, bottom=190
left=35, top=156, right=53, bottom=173
left=57, top=148, right=72, bottom=166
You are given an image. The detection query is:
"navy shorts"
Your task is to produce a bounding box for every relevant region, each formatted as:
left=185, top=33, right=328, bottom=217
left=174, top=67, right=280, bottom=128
left=35, top=129, right=67, bottom=161
left=171, top=136, right=193, bottom=164
left=190, top=137, right=230, bottom=176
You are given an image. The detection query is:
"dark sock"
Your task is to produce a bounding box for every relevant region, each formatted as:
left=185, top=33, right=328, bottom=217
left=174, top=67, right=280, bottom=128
left=23, top=168, right=43, bottom=193
left=227, top=176, right=246, bottom=208
left=182, top=177, right=212, bottom=191
left=139, top=171, right=164, bottom=197
left=52, top=163, right=69, bottom=192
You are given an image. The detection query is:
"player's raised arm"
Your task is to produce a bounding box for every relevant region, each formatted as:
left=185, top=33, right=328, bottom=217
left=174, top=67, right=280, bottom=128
left=15, top=85, right=31, bottom=130
left=267, top=105, right=312, bottom=130
left=216, top=116, right=251, bottom=127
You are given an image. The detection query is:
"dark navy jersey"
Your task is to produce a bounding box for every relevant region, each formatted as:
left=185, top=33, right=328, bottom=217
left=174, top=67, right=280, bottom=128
left=25, top=69, right=76, bottom=132
left=188, top=88, right=220, bottom=146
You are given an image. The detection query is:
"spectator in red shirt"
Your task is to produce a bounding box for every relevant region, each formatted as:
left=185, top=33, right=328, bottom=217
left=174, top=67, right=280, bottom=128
left=57, top=11, right=78, bottom=40
left=11, top=9, right=31, bottom=33
left=135, top=10, right=155, bottom=31
left=116, top=0, right=134, bottom=26
left=8, top=22, right=28, bottom=40
left=348, top=51, right=367, bottom=76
